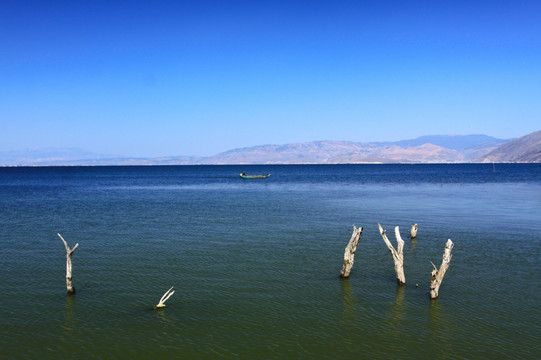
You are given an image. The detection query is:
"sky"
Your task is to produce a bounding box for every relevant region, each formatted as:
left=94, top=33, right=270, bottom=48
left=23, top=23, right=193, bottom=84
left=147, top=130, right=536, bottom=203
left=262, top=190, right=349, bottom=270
left=1, top=0, right=540, bottom=157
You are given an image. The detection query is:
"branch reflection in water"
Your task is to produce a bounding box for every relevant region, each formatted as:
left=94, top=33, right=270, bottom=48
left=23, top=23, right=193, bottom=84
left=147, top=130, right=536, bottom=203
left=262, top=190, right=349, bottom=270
left=62, top=295, right=75, bottom=333
left=429, top=299, right=452, bottom=356
left=340, top=279, right=358, bottom=324
left=388, top=284, right=406, bottom=327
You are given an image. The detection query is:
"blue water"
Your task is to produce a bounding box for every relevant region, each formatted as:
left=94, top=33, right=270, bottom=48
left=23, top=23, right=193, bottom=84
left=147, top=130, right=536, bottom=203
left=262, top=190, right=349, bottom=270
left=0, top=164, right=540, bottom=359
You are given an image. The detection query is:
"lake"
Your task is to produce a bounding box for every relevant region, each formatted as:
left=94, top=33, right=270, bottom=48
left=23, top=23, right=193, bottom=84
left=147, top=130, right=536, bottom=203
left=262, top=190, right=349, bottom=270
left=0, top=164, right=540, bottom=359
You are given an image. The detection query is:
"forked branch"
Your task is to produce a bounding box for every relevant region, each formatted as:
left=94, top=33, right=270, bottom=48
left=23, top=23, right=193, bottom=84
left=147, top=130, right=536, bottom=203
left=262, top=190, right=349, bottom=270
left=377, top=223, right=406, bottom=284
left=58, top=233, right=78, bottom=294
left=155, top=286, right=175, bottom=309
left=430, top=239, right=454, bottom=299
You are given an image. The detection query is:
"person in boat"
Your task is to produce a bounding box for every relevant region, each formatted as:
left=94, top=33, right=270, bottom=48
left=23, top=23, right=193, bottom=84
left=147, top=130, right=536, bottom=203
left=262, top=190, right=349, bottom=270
left=242, top=172, right=246, bottom=176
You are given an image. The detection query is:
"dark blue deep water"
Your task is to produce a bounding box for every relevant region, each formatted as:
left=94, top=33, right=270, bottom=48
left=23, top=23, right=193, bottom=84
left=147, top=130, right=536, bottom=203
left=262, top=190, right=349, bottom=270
left=1, top=164, right=540, bottom=359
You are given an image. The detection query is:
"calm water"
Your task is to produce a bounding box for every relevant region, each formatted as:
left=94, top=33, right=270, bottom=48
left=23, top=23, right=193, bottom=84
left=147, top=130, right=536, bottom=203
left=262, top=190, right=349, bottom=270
left=1, top=164, right=540, bottom=359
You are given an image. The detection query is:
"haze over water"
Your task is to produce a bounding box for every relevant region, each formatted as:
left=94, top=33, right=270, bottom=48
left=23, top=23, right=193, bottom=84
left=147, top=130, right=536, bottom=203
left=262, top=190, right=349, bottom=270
left=1, top=164, right=540, bottom=359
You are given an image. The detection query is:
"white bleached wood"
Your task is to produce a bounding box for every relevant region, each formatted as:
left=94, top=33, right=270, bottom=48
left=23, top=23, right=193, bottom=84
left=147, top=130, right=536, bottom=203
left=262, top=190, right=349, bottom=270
left=377, top=223, right=406, bottom=284
left=430, top=239, right=454, bottom=299
left=155, top=287, right=175, bottom=308
left=410, top=223, right=418, bottom=239
left=58, top=233, right=78, bottom=294
left=340, top=225, right=363, bottom=278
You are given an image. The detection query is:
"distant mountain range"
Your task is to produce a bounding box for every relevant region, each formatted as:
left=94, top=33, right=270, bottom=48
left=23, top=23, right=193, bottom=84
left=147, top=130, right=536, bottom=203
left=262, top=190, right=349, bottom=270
left=478, top=131, right=541, bottom=163
left=203, top=134, right=510, bottom=164
left=1, top=131, right=540, bottom=166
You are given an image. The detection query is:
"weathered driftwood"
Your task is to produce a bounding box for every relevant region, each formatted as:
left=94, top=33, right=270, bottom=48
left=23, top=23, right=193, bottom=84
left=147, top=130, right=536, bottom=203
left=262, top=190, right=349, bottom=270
left=377, top=223, right=406, bottom=284
left=430, top=239, right=454, bottom=299
left=58, top=233, right=78, bottom=294
left=155, top=287, right=175, bottom=309
left=340, top=225, right=363, bottom=278
left=410, top=223, right=418, bottom=239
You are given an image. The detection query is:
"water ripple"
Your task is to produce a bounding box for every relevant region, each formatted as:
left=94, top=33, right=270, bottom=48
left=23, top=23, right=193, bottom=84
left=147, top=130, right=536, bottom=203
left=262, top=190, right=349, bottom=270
left=1, top=165, right=540, bottom=359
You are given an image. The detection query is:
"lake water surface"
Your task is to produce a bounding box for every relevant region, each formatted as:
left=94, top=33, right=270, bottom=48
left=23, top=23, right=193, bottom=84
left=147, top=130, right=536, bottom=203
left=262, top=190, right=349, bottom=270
left=0, top=164, right=540, bottom=359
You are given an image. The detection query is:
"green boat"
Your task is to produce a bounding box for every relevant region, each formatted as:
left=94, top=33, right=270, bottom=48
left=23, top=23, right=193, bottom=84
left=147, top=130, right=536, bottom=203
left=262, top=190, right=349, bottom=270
left=240, top=173, right=271, bottom=179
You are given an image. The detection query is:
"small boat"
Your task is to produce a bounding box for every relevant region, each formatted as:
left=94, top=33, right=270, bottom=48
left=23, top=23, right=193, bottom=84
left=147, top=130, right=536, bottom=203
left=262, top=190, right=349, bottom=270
left=240, top=173, right=271, bottom=179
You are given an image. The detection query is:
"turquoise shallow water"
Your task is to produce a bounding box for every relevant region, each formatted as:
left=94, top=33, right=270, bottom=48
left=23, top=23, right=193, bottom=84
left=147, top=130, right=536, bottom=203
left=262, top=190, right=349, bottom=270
left=0, top=164, right=540, bottom=359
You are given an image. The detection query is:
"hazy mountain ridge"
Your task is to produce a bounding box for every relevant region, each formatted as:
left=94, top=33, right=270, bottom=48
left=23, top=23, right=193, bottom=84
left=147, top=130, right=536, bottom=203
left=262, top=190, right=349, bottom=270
left=478, top=131, right=541, bottom=163
left=388, top=134, right=508, bottom=150
left=202, top=141, right=466, bottom=164
left=0, top=148, right=106, bottom=164
left=200, top=135, right=510, bottom=164
left=2, top=132, right=540, bottom=166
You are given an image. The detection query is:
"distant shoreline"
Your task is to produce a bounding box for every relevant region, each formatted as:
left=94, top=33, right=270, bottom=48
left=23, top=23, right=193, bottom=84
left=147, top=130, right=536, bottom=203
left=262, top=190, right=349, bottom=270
left=2, top=131, right=539, bottom=165
left=2, top=162, right=539, bottom=168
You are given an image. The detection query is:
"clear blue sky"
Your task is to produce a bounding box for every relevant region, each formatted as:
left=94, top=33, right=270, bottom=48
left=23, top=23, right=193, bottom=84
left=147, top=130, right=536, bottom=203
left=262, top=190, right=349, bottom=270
left=1, top=0, right=540, bottom=157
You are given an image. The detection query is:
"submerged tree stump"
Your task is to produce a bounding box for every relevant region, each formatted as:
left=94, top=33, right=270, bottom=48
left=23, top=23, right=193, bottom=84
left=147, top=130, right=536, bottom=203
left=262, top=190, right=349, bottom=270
left=410, top=223, right=418, bottom=239
left=377, top=223, right=406, bottom=284
left=430, top=239, right=454, bottom=299
left=155, top=287, right=175, bottom=309
left=340, top=225, right=363, bottom=278
left=58, top=233, right=78, bottom=294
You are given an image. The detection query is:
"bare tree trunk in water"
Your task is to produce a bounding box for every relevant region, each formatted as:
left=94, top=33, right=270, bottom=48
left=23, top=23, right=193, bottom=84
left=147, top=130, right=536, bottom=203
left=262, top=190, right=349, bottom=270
left=340, top=225, right=363, bottom=278
left=430, top=239, right=454, bottom=299
left=410, top=223, right=418, bottom=239
left=58, top=234, right=78, bottom=294
left=377, top=223, right=406, bottom=284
